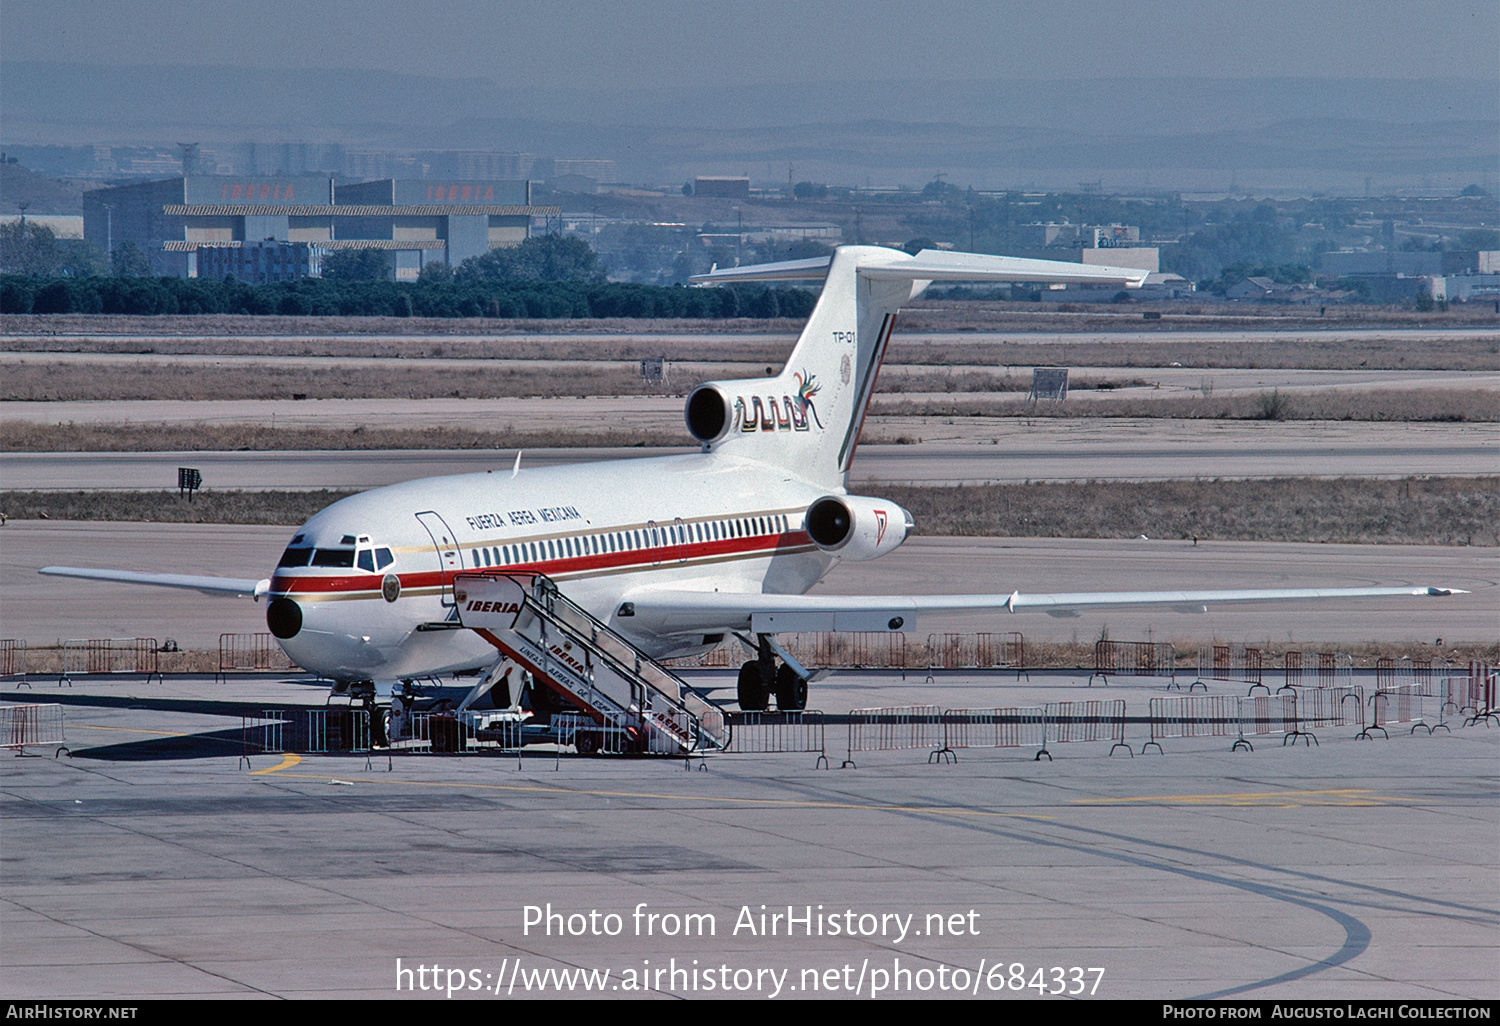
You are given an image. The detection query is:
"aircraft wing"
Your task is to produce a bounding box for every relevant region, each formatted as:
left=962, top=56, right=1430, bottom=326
left=622, top=585, right=1464, bottom=634
left=39, top=566, right=270, bottom=599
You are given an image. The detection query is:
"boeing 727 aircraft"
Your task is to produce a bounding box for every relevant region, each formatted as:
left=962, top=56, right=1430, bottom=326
left=42, top=246, right=1459, bottom=714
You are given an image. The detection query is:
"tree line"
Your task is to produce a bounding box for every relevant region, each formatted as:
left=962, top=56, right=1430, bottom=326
left=0, top=273, right=816, bottom=319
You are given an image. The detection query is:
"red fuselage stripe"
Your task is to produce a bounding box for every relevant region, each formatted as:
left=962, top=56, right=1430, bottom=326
left=271, top=530, right=813, bottom=596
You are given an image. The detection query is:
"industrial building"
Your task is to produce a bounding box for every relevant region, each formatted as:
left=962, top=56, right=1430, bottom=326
left=81, top=176, right=560, bottom=280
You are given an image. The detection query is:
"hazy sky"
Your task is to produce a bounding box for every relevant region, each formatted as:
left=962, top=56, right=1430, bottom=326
left=7, top=0, right=1497, bottom=85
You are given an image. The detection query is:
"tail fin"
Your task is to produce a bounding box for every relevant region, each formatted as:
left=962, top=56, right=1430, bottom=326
left=685, top=245, right=1146, bottom=489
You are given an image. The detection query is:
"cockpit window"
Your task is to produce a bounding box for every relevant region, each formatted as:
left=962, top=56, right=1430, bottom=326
left=357, top=550, right=376, bottom=572
left=277, top=546, right=313, bottom=568
left=310, top=548, right=356, bottom=568
left=375, top=547, right=394, bottom=570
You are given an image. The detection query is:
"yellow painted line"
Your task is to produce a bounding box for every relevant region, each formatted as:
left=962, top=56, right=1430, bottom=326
left=1072, top=788, right=1414, bottom=807
left=258, top=771, right=1055, bottom=820
left=68, top=724, right=188, bottom=737
left=250, top=753, right=302, bottom=775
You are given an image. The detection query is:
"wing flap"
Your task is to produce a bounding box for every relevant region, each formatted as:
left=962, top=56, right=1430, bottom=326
left=40, top=566, right=270, bottom=599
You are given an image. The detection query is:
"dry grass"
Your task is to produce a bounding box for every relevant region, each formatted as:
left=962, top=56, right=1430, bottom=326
left=871, top=388, right=1499, bottom=422
left=6, top=313, right=1499, bottom=372
left=7, top=302, right=1499, bottom=341
left=0, top=359, right=715, bottom=402
left=899, top=299, right=1500, bottom=334
left=1, top=490, right=358, bottom=525
left=0, top=359, right=1156, bottom=403
left=0, top=422, right=694, bottom=452
left=873, top=477, right=1500, bottom=547
left=6, top=476, right=1496, bottom=545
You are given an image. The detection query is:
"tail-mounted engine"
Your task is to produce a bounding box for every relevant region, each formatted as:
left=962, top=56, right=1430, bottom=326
left=803, top=495, right=912, bottom=561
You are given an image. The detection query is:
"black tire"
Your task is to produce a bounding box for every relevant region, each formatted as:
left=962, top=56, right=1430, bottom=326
left=737, top=660, right=768, bottom=711
left=574, top=730, right=600, bottom=757
left=775, top=663, right=808, bottom=711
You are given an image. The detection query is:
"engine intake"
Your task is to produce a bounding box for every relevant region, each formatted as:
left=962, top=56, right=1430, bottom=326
left=803, top=495, right=911, bottom=561
left=685, top=385, right=731, bottom=444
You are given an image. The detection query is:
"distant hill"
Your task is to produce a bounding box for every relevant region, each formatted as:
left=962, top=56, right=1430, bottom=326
left=2, top=63, right=1494, bottom=193
left=0, top=161, right=93, bottom=214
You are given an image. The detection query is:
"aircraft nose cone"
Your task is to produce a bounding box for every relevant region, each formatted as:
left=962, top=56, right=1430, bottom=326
left=266, top=597, right=303, bottom=639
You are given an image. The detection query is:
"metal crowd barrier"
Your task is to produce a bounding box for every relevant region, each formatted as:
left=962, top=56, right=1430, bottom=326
left=1042, top=700, right=1130, bottom=758
left=842, top=705, right=943, bottom=768
left=1091, top=641, right=1176, bottom=687
left=1444, top=661, right=1497, bottom=726
left=665, top=632, right=1030, bottom=675
left=1143, top=696, right=1248, bottom=753
left=58, top=638, right=163, bottom=685
left=1194, top=644, right=1264, bottom=693
left=1, top=703, right=66, bottom=755
left=1374, top=658, right=1450, bottom=694
left=217, top=632, right=300, bottom=683
left=727, top=710, right=828, bottom=767
left=787, top=632, right=910, bottom=670
left=239, top=709, right=343, bottom=756
left=1365, top=684, right=1447, bottom=739
left=1238, top=693, right=1300, bottom=748
left=2, top=640, right=27, bottom=686
left=926, top=633, right=1028, bottom=680
left=1281, top=651, right=1353, bottom=692
left=932, top=707, right=1045, bottom=763
left=1292, top=686, right=1365, bottom=743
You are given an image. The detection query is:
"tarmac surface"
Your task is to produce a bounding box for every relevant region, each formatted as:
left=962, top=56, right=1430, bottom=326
left=4, top=420, right=1495, bottom=489
left=1, top=670, right=1496, bottom=1000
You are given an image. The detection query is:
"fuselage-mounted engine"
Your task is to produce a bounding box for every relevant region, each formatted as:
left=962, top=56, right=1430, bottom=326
left=803, top=495, right=912, bottom=561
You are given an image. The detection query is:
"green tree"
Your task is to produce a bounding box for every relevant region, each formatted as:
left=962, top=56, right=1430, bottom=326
left=111, top=241, right=154, bottom=277
left=0, top=220, right=59, bottom=275
left=321, top=248, right=390, bottom=281
left=457, top=235, right=604, bottom=283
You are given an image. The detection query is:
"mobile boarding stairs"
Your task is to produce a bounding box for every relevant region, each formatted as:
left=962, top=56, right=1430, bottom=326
left=452, top=572, right=729, bottom=756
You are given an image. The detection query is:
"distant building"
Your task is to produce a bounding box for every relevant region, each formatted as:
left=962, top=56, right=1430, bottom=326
left=1226, top=276, right=1317, bottom=302
left=1018, top=222, right=1141, bottom=248
left=82, top=176, right=559, bottom=279
left=694, top=176, right=751, bottom=199
left=196, top=240, right=322, bottom=284
left=1318, top=250, right=1500, bottom=277
left=1438, top=273, right=1500, bottom=303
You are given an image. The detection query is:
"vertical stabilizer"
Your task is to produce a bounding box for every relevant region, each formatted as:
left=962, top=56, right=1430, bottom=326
left=685, top=245, right=1147, bottom=490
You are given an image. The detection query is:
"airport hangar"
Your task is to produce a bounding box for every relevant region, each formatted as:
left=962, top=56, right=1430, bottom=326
left=80, top=175, right=561, bottom=281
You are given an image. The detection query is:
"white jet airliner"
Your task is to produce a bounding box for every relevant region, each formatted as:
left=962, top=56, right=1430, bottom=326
left=42, top=246, right=1459, bottom=710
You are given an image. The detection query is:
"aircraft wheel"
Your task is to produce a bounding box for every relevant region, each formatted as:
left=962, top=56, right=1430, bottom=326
left=574, top=731, right=600, bottom=757
left=775, top=664, right=808, bottom=711
left=737, top=660, right=768, bottom=711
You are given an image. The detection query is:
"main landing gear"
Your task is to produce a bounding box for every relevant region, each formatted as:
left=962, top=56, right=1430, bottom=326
left=736, top=635, right=809, bottom=712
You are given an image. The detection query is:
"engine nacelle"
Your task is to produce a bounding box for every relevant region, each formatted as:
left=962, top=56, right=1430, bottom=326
left=803, top=495, right=912, bottom=561
left=684, top=384, right=733, bottom=444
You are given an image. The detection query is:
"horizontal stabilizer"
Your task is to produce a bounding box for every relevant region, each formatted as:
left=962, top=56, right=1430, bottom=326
left=40, top=566, right=270, bottom=599
left=690, top=246, right=1148, bottom=288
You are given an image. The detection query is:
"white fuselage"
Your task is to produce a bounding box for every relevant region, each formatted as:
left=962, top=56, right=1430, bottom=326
left=267, top=450, right=841, bottom=682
